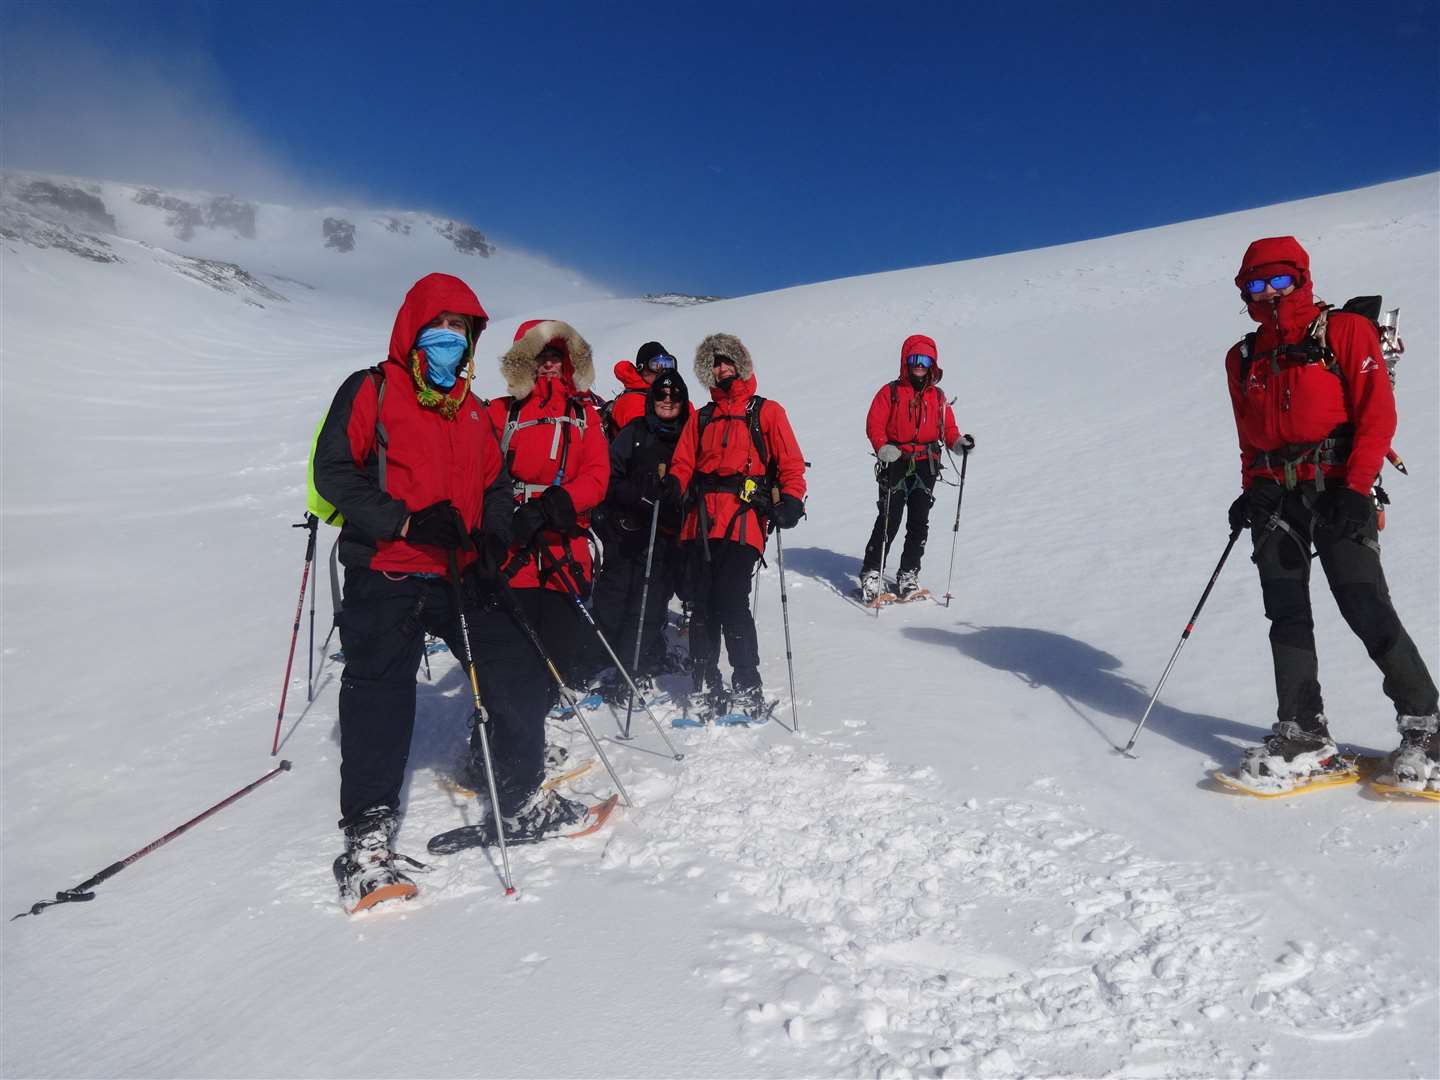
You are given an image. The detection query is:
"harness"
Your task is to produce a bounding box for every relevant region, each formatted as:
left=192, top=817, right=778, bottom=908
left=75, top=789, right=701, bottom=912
left=690, top=395, right=775, bottom=549
left=499, top=395, right=588, bottom=502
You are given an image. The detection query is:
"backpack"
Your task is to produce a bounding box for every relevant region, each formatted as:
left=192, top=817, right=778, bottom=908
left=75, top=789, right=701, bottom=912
left=1238, top=295, right=1407, bottom=476
left=498, top=394, right=589, bottom=496
left=306, top=368, right=387, bottom=527
left=600, top=387, right=645, bottom=440
left=693, top=395, right=772, bottom=481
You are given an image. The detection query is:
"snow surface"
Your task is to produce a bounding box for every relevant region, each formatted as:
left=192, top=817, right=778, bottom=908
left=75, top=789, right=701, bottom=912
left=2, top=175, right=1437, bottom=1079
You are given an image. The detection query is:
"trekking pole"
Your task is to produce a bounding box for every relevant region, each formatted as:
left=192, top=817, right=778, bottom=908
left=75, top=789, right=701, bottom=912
left=1118, top=527, right=1243, bottom=758
left=307, top=525, right=318, bottom=701
left=534, top=547, right=683, bottom=764
left=774, top=529, right=800, bottom=734
left=623, top=473, right=665, bottom=741
left=445, top=549, right=515, bottom=896
left=274, top=514, right=319, bottom=754
left=493, top=564, right=636, bottom=806
left=940, top=447, right=969, bottom=608
left=13, top=761, right=292, bottom=919
left=876, top=479, right=897, bottom=617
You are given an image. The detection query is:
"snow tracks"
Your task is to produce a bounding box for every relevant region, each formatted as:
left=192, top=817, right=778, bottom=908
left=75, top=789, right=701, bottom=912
left=596, top=727, right=1434, bottom=1078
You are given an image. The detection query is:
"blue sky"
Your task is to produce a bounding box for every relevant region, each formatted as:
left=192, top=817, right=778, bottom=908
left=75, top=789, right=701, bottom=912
left=3, top=0, right=1437, bottom=297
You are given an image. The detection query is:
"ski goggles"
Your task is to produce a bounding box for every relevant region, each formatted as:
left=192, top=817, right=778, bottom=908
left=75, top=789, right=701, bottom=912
left=1242, top=273, right=1297, bottom=295
left=644, top=354, right=677, bottom=372
left=905, top=353, right=935, bottom=368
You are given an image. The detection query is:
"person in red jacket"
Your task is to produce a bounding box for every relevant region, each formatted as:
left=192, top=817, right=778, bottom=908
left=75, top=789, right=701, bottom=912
left=604, top=341, right=678, bottom=436
left=1223, top=237, right=1437, bottom=794
left=488, top=318, right=611, bottom=717
left=667, top=333, right=807, bottom=718
left=313, top=273, right=551, bottom=911
left=859, top=334, right=973, bottom=603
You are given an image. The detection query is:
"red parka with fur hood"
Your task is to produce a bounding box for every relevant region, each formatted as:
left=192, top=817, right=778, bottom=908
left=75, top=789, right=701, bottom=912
left=865, top=334, right=961, bottom=460
left=488, top=319, right=609, bottom=592
left=313, top=273, right=511, bottom=575
left=1225, top=236, right=1396, bottom=495
left=668, top=333, right=807, bottom=555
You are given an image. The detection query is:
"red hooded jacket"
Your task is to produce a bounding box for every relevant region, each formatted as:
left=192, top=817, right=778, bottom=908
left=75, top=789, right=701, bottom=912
left=489, top=319, right=609, bottom=592
left=313, top=273, right=508, bottom=575
left=865, top=334, right=961, bottom=460
left=669, top=373, right=807, bottom=555
left=1225, top=237, right=1396, bottom=494
left=607, top=360, right=652, bottom=433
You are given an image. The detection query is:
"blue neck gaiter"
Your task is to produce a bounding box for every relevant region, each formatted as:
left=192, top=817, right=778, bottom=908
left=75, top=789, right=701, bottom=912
left=415, top=328, right=468, bottom=388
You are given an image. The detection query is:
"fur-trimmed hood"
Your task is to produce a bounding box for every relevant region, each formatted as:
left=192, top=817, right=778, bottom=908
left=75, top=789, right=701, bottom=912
left=501, top=318, right=594, bottom=398
left=694, top=333, right=753, bottom=389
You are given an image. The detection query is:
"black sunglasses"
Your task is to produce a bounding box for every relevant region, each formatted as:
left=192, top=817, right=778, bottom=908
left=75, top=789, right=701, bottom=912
left=654, top=388, right=683, bottom=401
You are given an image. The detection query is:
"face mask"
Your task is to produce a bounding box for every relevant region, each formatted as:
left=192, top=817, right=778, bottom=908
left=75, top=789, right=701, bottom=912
left=416, top=327, right=467, bottom=388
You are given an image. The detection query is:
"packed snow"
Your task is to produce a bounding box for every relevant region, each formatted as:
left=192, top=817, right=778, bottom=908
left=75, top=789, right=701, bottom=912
left=2, top=173, right=1436, bottom=1079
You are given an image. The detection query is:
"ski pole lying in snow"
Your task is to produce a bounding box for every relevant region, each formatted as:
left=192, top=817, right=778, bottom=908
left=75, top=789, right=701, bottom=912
left=13, top=761, right=293, bottom=919
left=273, top=514, right=319, bottom=754
left=940, top=447, right=970, bottom=608
left=1118, top=527, right=1243, bottom=757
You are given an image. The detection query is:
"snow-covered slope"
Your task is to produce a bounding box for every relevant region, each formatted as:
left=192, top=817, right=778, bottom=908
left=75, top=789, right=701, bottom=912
left=2, top=174, right=1436, bottom=1079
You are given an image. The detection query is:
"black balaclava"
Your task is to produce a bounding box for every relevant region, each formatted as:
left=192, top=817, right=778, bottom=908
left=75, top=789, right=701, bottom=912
left=646, top=369, right=690, bottom=436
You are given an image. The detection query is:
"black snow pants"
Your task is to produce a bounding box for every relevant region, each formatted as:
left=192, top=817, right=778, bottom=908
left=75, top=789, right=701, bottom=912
left=1251, top=483, right=1438, bottom=726
left=686, top=539, right=762, bottom=690
left=335, top=568, right=552, bottom=824
left=592, top=539, right=679, bottom=678
left=862, top=465, right=937, bottom=576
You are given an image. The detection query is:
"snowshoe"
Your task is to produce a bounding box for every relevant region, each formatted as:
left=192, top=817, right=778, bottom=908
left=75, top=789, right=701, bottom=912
left=333, top=808, right=423, bottom=914
left=1217, top=718, right=1355, bottom=796
left=427, top=791, right=620, bottom=854
left=548, top=688, right=603, bottom=720
left=1373, top=713, right=1440, bottom=799
left=715, top=683, right=774, bottom=726
left=673, top=670, right=728, bottom=728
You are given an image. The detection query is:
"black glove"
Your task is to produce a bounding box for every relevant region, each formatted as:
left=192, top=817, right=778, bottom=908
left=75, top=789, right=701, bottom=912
left=539, top=486, right=577, bottom=534
left=1317, top=486, right=1374, bottom=536
left=510, top=500, right=547, bottom=548
left=403, top=500, right=464, bottom=549
left=1227, top=481, right=1283, bottom=533
left=769, top=493, right=805, bottom=530
left=659, top=473, right=684, bottom=512
left=469, top=529, right=511, bottom=579
left=953, top=433, right=976, bottom=452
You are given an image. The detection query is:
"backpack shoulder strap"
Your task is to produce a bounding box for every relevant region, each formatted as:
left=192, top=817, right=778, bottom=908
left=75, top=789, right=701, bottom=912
left=1237, top=332, right=1259, bottom=384
left=694, top=401, right=717, bottom=447
left=746, top=396, right=770, bottom=472
left=368, top=367, right=389, bottom=493
left=499, top=397, right=525, bottom=459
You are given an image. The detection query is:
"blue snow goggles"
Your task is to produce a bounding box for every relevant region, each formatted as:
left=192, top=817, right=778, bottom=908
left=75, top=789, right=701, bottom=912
left=905, top=353, right=935, bottom=368
left=1243, top=273, right=1296, bottom=295
left=644, top=354, right=677, bottom=372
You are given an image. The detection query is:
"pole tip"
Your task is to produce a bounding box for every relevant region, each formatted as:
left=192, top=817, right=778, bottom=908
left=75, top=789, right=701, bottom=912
left=279, top=760, right=294, bottom=771
left=504, top=887, right=517, bottom=897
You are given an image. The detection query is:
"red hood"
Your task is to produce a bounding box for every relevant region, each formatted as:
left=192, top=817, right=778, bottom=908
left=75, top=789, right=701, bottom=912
left=614, top=360, right=649, bottom=392
left=1237, top=236, right=1320, bottom=345
left=387, top=273, right=488, bottom=365
left=898, top=333, right=943, bottom=384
